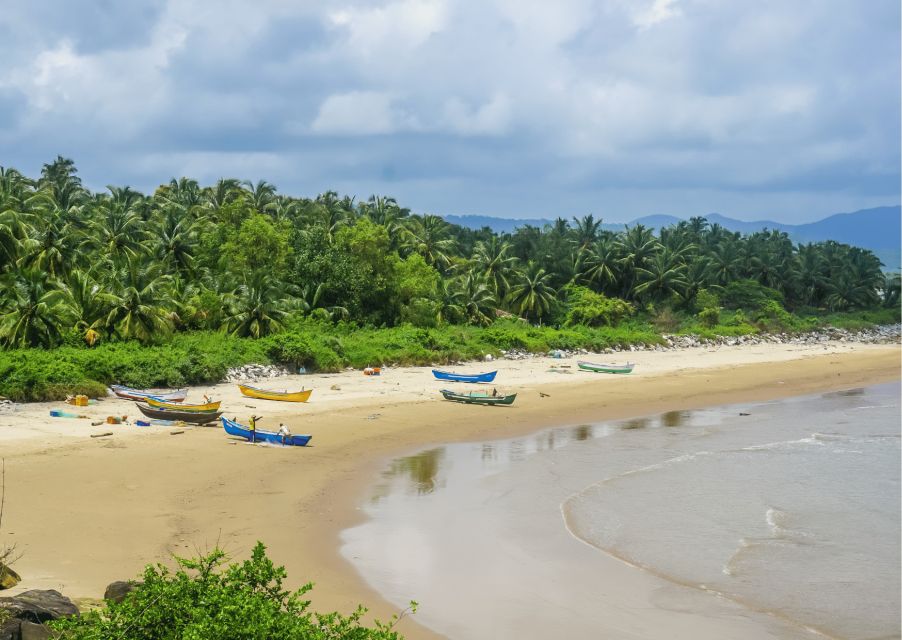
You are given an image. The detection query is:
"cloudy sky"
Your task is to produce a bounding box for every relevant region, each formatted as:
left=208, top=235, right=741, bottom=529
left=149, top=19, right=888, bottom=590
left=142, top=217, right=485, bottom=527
left=1, top=0, right=899, bottom=223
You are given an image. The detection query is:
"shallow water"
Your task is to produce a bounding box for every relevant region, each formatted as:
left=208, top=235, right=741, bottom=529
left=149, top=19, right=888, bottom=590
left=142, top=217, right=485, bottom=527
left=341, top=383, right=901, bottom=639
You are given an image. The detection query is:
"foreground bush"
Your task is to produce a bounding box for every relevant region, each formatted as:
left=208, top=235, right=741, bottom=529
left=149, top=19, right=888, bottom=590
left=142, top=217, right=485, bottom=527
left=51, top=542, right=413, bottom=640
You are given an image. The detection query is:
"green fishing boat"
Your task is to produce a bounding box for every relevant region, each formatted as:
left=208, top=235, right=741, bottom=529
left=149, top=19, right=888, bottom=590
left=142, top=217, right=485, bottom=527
left=577, top=360, right=635, bottom=374
left=440, top=389, right=517, bottom=406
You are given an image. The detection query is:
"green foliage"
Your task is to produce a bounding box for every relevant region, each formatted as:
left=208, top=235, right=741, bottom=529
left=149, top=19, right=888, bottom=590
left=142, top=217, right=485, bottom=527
left=50, top=542, right=411, bottom=640
left=563, top=285, right=635, bottom=327
left=721, top=279, right=784, bottom=311
left=697, top=306, right=721, bottom=328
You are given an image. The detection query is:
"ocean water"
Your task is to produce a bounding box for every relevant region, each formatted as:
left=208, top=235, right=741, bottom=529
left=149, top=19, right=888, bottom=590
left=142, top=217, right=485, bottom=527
left=341, top=383, right=901, bottom=640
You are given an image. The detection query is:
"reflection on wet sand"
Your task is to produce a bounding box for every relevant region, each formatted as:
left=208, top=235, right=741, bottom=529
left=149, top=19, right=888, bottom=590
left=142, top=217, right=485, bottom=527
left=380, top=447, right=445, bottom=496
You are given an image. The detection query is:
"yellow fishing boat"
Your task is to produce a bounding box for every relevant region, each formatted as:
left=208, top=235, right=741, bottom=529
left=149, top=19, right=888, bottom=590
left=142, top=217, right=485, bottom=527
left=237, top=384, right=312, bottom=403
left=146, top=397, right=222, bottom=412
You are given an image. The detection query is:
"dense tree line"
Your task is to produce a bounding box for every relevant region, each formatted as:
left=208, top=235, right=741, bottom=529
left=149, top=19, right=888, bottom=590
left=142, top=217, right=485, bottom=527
left=0, top=157, right=896, bottom=348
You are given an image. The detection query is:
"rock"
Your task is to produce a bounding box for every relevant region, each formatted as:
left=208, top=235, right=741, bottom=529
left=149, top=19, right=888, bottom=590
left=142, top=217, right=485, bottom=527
left=19, top=621, right=51, bottom=640
left=0, top=589, right=79, bottom=624
left=330, top=384, right=341, bottom=391
left=104, top=580, right=141, bottom=604
left=0, top=565, right=20, bottom=590
left=0, top=618, right=22, bottom=640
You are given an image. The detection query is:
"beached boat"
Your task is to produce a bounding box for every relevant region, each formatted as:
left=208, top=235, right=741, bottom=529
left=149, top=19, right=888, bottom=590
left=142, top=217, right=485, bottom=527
left=135, top=403, right=222, bottom=424
left=220, top=416, right=312, bottom=446
left=146, top=397, right=221, bottom=412
left=440, top=389, right=516, bottom=406
left=432, top=369, right=497, bottom=383
left=111, top=385, right=187, bottom=402
left=237, top=384, right=312, bottom=402
left=577, top=361, right=635, bottom=374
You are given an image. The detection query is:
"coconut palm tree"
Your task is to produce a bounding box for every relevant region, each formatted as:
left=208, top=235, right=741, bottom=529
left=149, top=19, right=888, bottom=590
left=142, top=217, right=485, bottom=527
left=402, top=214, right=457, bottom=271
left=223, top=273, right=298, bottom=338
left=507, top=262, right=556, bottom=322
left=472, top=237, right=517, bottom=300
left=456, top=272, right=496, bottom=326
left=0, top=269, right=69, bottom=348
left=104, top=260, right=173, bottom=343
left=632, top=250, right=689, bottom=300
left=59, top=269, right=115, bottom=345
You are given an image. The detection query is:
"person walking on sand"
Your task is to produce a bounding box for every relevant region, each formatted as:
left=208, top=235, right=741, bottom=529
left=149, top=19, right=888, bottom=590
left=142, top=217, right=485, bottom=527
left=249, top=415, right=262, bottom=443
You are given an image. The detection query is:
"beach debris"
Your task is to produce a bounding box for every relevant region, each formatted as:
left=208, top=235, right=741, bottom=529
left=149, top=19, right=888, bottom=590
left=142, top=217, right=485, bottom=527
left=170, top=430, right=185, bottom=435
left=739, top=412, right=751, bottom=416
left=49, top=410, right=84, bottom=419
left=365, top=413, right=381, bottom=420
left=90, top=421, right=103, bottom=426
left=135, top=420, right=152, bottom=427
left=539, top=392, right=550, bottom=398
left=330, top=384, right=341, bottom=390
left=363, top=366, right=381, bottom=376
left=484, top=353, right=494, bottom=362
left=90, top=432, right=114, bottom=438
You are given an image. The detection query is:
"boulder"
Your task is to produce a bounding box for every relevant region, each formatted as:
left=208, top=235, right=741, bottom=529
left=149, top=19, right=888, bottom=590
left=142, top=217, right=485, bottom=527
left=0, top=590, right=79, bottom=624
left=19, top=621, right=51, bottom=640
left=0, top=618, right=22, bottom=640
left=0, top=566, right=20, bottom=590
left=104, top=580, right=142, bottom=604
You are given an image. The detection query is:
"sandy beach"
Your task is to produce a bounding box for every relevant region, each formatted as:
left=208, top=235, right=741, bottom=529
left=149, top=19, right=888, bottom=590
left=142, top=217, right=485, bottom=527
left=1, top=340, right=899, bottom=639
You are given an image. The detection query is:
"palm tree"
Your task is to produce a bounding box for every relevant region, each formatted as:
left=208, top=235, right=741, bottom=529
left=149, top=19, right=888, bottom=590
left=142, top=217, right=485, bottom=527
left=242, top=180, right=278, bottom=214
left=616, top=224, right=660, bottom=297
left=455, top=272, right=496, bottom=326
left=60, top=269, right=114, bottom=345
left=571, top=214, right=602, bottom=250
left=472, top=237, right=517, bottom=300
left=507, top=262, right=556, bottom=322
left=578, top=237, right=621, bottom=293
left=84, top=197, right=149, bottom=261
left=0, top=269, right=69, bottom=347
left=153, top=209, right=198, bottom=275
left=104, top=260, right=173, bottom=343
left=632, top=250, right=688, bottom=300
left=402, top=215, right=456, bottom=271
left=223, top=273, right=298, bottom=338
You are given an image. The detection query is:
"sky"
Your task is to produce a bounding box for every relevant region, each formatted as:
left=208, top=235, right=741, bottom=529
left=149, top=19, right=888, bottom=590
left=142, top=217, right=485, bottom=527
left=0, top=0, right=899, bottom=223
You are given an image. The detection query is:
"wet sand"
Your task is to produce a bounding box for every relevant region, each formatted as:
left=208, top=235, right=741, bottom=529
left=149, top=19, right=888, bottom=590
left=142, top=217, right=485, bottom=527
left=0, top=341, right=898, bottom=639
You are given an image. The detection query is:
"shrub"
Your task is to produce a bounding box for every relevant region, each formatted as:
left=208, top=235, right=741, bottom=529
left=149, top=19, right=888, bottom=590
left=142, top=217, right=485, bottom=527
left=564, top=286, right=635, bottom=327
left=697, top=307, right=721, bottom=328
left=722, top=279, right=784, bottom=310
left=51, top=542, right=413, bottom=639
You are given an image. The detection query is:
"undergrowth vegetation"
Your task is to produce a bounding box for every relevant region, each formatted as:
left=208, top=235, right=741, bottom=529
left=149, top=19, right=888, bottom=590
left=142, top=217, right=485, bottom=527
left=1, top=303, right=897, bottom=402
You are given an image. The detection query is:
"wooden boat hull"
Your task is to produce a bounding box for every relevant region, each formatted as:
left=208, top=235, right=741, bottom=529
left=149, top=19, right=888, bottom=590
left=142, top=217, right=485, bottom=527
left=432, top=369, right=497, bottom=383
left=136, top=403, right=222, bottom=424
left=440, top=389, right=516, bottom=405
left=146, top=397, right=221, bottom=412
left=238, top=384, right=312, bottom=402
left=111, top=385, right=187, bottom=402
left=221, top=417, right=311, bottom=446
left=577, top=361, right=635, bottom=374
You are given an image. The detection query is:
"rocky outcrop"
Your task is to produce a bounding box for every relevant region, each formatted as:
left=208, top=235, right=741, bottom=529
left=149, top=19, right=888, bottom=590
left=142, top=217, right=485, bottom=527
left=0, top=590, right=78, bottom=640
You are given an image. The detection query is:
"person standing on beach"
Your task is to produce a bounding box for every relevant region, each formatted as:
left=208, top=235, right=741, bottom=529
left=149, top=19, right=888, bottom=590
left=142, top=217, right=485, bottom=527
left=249, top=415, right=261, bottom=443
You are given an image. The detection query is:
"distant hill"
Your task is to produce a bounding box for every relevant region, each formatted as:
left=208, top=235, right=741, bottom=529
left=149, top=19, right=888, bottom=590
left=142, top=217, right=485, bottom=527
left=443, top=206, right=901, bottom=270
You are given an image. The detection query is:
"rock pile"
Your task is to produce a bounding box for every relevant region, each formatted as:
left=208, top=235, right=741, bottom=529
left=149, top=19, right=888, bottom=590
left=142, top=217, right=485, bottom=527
left=224, top=364, right=291, bottom=382
left=499, top=325, right=901, bottom=360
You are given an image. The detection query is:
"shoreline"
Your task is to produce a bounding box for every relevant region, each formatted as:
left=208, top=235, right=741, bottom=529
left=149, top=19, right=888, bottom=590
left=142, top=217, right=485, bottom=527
left=1, top=342, right=899, bottom=639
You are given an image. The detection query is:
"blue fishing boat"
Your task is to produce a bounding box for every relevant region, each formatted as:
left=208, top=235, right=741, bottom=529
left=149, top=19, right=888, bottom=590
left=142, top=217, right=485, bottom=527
left=432, top=369, right=497, bottom=383
left=221, top=416, right=312, bottom=447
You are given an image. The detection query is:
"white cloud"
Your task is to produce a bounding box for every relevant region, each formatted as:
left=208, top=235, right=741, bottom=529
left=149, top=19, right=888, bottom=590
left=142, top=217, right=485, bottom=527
left=311, top=91, right=418, bottom=135
left=632, top=0, right=682, bottom=30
